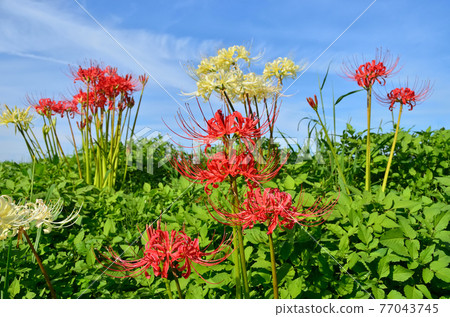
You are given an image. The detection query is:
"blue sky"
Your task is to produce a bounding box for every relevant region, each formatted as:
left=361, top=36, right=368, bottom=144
left=1, top=0, right=449, bottom=162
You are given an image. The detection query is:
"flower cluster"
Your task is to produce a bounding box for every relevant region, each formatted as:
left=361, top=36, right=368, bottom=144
left=263, top=57, right=301, bottom=81
left=97, top=225, right=231, bottom=280
left=0, top=105, right=34, bottom=129
left=342, top=48, right=399, bottom=89
left=173, top=149, right=284, bottom=194
left=33, top=98, right=79, bottom=118
left=210, top=188, right=336, bottom=235
left=188, top=46, right=300, bottom=103
left=378, top=82, right=432, bottom=111
left=171, top=106, right=275, bottom=151
left=0, top=195, right=80, bottom=240
left=71, top=64, right=139, bottom=112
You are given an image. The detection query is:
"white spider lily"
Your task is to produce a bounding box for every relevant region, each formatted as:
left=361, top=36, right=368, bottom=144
left=0, top=195, right=33, bottom=240
left=0, top=195, right=80, bottom=238
left=30, top=199, right=81, bottom=233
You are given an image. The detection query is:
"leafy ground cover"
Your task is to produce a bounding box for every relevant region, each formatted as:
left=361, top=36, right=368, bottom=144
left=1, top=126, right=448, bottom=299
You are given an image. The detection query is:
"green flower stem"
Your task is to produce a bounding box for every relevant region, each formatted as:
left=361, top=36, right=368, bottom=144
left=21, top=228, right=56, bottom=299
left=236, top=228, right=249, bottom=298
left=67, top=116, right=82, bottom=179
left=382, top=104, right=403, bottom=192
left=17, top=127, right=36, bottom=161
left=173, top=274, right=184, bottom=299
left=268, top=233, right=279, bottom=299
left=365, top=86, right=372, bottom=192
left=1, top=237, right=13, bottom=299
left=164, top=278, right=173, bottom=299
left=230, top=178, right=250, bottom=298
left=231, top=226, right=242, bottom=299
left=314, top=109, right=350, bottom=195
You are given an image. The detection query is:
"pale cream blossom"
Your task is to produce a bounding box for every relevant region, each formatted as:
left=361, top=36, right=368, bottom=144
left=239, top=73, right=280, bottom=102
left=0, top=195, right=80, bottom=239
left=0, top=105, right=34, bottom=130
left=263, top=57, right=303, bottom=81
left=29, top=199, right=81, bottom=234
left=0, top=195, right=33, bottom=240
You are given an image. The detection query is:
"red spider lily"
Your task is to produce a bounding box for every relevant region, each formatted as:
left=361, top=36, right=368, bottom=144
left=33, top=98, right=80, bottom=118
left=96, top=225, right=232, bottom=280
left=71, top=63, right=139, bottom=112
left=167, top=101, right=276, bottom=151
left=306, top=95, right=318, bottom=111
left=209, top=188, right=337, bottom=235
left=342, top=48, right=399, bottom=89
left=376, top=81, right=432, bottom=111
left=172, top=149, right=286, bottom=194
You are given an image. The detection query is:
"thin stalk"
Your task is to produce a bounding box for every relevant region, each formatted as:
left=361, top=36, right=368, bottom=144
left=164, top=278, right=173, bottom=299
left=230, top=179, right=249, bottom=298
left=17, top=127, right=36, bottom=160
left=1, top=238, right=13, bottom=299
left=222, top=90, right=236, bottom=113
left=23, top=127, right=44, bottom=160
left=315, top=110, right=350, bottom=195
left=173, top=275, right=184, bottom=299
left=232, top=226, right=242, bottom=299
left=365, top=86, right=372, bottom=192
left=382, top=104, right=403, bottom=192
left=268, top=233, right=279, bottom=299
left=21, top=229, right=56, bottom=299
left=67, top=116, right=82, bottom=179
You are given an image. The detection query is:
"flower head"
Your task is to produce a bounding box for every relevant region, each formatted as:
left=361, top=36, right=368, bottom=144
left=71, top=63, right=139, bottom=112
left=263, top=57, right=302, bottom=81
left=376, top=80, right=432, bottom=111
left=342, top=48, right=399, bottom=89
left=33, top=98, right=80, bottom=118
left=96, top=225, right=231, bottom=280
left=0, top=105, right=34, bottom=130
left=0, top=195, right=80, bottom=239
left=306, top=95, right=319, bottom=111
left=0, top=196, right=33, bottom=240
left=172, top=149, right=286, bottom=195
left=29, top=199, right=81, bottom=233
left=169, top=103, right=275, bottom=151
left=210, top=188, right=337, bottom=235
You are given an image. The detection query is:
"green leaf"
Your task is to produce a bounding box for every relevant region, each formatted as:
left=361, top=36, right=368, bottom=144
left=320, top=62, right=331, bottom=90
left=371, top=286, right=385, bottom=299
left=405, top=239, right=420, bottom=259
left=435, top=268, right=450, bottom=283
left=422, top=268, right=434, bottom=283
left=416, top=284, right=432, bottom=299
left=435, top=230, right=450, bottom=243
left=380, top=229, right=408, bottom=257
left=377, top=257, right=390, bottom=278
left=5, top=179, right=14, bottom=190
left=418, top=245, right=435, bottom=265
left=8, top=278, right=20, bottom=298
left=435, top=176, right=450, bottom=187
left=398, top=216, right=417, bottom=239
left=338, top=234, right=349, bottom=252
left=335, top=89, right=363, bottom=106
left=245, top=228, right=268, bottom=244
left=103, top=218, right=116, bottom=236
left=387, top=290, right=406, bottom=299
left=143, top=182, right=151, bottom=192
left=392, top=265, right=414, bottom=282
left=252, top=259, right=272, bottom=270
left=404, top=285, right=423, bottom=299
left=357, top=224, right=372, bottom=245
left=284, top=175, right=296, bottom=190
left=287, top=277, right=303, bottom=298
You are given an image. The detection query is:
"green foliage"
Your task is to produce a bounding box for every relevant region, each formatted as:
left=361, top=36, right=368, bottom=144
left=0, top=126, right=449, bottom=298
